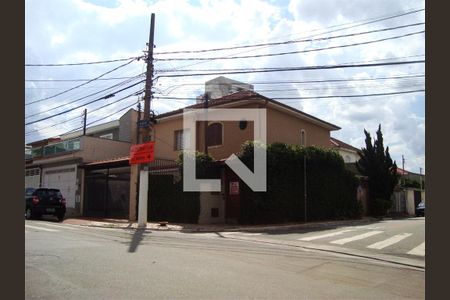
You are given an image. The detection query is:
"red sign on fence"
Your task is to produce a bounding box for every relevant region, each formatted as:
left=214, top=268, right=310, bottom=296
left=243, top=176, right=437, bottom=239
left=129, top=142, right=155, bottom=165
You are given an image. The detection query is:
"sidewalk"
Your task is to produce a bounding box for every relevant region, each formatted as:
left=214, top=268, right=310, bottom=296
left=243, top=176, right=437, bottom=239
left=62, top=216, right=380, bottom=233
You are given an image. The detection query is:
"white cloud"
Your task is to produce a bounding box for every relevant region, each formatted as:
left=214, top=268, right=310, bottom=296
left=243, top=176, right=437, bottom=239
left=25, top=0, right=425, bottom=172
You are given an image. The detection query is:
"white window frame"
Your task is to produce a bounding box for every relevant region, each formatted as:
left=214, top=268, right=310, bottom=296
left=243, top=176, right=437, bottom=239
left=99, top=133, right=113, bottom=140
left=300, top=129, right=306, bottom=146
left=174, top=129, right=190, bottom=150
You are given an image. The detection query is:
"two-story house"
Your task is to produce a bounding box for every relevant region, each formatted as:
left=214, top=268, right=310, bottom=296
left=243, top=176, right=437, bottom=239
left=26, top=77, right=342, bottom=223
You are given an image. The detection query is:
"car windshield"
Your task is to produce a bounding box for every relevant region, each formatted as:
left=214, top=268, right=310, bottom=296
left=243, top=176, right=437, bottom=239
left=47, top=189, right=62, bottom=198
left=25, top=188, right=35, bottom=196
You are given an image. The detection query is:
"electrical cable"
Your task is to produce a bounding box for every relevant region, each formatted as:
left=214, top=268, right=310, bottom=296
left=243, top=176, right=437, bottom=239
left=154, top=9, right=424, bottom=55
left=25, top=56, right=144, bottom=67
left=154, top=60, right=425, bottom=79
left=154, top=89, right=425, bottom=101
left=25, top=80, right=145, bottom=125
left=25, top=58, right=138, bottom=106
left=26, top=75, right=144, bottom=119
left=155, top=31, right=424, bottom=61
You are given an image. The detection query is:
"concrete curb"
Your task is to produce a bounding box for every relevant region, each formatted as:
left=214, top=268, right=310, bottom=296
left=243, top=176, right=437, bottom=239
left=223, top=235, right=425, bottom=270
left=65, top=217, right=379, bottom=233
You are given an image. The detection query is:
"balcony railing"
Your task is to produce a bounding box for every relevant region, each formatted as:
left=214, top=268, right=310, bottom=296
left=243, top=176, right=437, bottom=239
left=31, top=138, right=81, bottom=158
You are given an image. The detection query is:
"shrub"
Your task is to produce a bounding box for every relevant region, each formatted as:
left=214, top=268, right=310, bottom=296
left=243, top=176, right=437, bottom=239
left=238, top=141, right=361, bottom=224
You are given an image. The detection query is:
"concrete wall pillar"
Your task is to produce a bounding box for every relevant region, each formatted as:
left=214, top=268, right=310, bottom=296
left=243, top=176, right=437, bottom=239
left=129, top=164, right=139, bottom=221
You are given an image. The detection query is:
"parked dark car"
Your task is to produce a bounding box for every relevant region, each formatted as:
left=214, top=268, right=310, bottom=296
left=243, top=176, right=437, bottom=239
left=415, top=201, right=425, bottom=217
left=25, top=188, right=66, bottom=221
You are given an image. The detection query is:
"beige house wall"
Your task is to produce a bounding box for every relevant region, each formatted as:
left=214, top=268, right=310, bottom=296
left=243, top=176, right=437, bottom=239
left=198, top=193, right=226, bottom=224
left=81, top=136, right=131, bottom=162
left=266, top=105, right=331, bottom=148
left=153, top=101, right=335, bottom=161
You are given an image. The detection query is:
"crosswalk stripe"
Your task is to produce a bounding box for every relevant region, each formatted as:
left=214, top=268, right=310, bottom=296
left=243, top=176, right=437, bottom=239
left=407, top=242, right=425, bottom=256
left=298, top=229, right=355, bottom=241
left=367, top=233, right=412, bottom=249
left=38, top=223, right=79, bottom=230
left=25, top=225, right=59, bottom=232
left=330, top=230, right=384, bottom=245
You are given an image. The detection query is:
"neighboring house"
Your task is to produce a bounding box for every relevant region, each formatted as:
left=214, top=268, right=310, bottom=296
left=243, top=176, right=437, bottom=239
left=199, top=76, right=255, bottom=103
left=391, top=167, right=425, bottom=217
left=25, top=109, right=138, bottom=217
left=330, top=137, right=361, bottom=163
left=25, top=77, right=342, bottom=223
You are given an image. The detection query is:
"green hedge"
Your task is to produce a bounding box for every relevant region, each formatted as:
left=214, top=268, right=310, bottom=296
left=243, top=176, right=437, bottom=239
left=146, top=151, right=216, bottom=224
left=239, top=142, right=362, bottom=224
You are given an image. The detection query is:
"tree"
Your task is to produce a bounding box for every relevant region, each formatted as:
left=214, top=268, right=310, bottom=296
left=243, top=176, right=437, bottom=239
left=357, top=125, right=399, bottom=217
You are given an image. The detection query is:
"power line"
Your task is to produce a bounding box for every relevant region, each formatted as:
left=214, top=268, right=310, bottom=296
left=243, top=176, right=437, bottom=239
left=156, top=78, right=424, bottom=96
left=155, top=60, right=425, bottom=79
left=25, top=90, right=143, bottom=136
left=157, top=55, right=424, bottom=73
left=25, top=75, right=144, bottom=119
left=25, top=58, right=138, bottom=106
left=157, top=8, right=425, bottom=72
left=61, top=100, right=141, bottom=137
left=155, top=30, right=424, bottom=62
left=156, top=74, right=424, bottom=91
left=25, top=56, right=144, bottom=67
left=25, top=80, right=145, bottom=126
left=25, top=74, right=145, bottom=82
left=154, top=9, right=425, bottom=55
left=154, top=89, right=425, bottom=101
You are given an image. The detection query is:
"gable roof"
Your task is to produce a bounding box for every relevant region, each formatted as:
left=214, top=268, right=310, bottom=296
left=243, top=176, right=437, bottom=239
left=330, top=137, right=361, bottom=152
left=156, top=91, right=340, bottom=131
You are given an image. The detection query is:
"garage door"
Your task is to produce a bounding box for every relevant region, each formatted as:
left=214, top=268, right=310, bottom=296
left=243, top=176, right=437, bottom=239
left=42, top=165, right=77, bottom=209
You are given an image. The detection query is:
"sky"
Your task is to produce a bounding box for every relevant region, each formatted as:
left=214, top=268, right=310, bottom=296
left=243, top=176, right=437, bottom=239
left=25, top=0, right=425, bottom=174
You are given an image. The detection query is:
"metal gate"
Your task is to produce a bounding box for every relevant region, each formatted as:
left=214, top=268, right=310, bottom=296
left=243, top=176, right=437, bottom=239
left=84, top=167, right=130, bottom=218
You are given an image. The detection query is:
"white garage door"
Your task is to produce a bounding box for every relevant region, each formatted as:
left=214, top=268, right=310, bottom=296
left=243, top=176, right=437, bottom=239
left=42, top=165, right=77, bottom=208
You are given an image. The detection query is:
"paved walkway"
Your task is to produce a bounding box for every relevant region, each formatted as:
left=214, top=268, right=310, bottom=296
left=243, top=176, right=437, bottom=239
left=62, top=216, right=380, bottom=232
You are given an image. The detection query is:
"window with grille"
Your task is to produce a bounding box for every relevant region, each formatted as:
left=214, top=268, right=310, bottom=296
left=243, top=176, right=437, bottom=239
left=300, top=129, right=306, bottom=146
left=174, top=129, right=190, bottom=150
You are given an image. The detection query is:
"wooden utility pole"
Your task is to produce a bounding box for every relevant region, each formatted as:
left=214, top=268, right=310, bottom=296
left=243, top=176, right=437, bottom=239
left=140, top=13, right=155, bottom=144
left=83, top=109, right=87, bottom=136
left=419, top=167, right=423, bottom=191
left=402, top=155, right=405, bottom=186
left=137, top=13, right=155, bottom=228
left=203, top=93, right=209, bottom=155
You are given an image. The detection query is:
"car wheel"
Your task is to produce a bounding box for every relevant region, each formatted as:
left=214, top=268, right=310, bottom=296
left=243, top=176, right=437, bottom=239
left=57, top=214, right=65, bottom=222
left=25, top=208, right=34, bottom=220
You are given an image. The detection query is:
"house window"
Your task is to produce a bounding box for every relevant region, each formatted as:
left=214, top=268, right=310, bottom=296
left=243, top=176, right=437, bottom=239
left=207, top=122, right=223, bottom=147
left=174, top=129, right=190, bottom=150
left=300, top=129, right=306, bottom=146
left=99, top=133, right=113, bottom=139
left=239, top=120, right=247, bottom=130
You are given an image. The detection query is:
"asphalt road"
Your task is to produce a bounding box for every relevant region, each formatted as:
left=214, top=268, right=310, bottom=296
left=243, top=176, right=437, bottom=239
left=220, top=217, right=425, bottom=265
left=25, top=219, right=424, bottom=299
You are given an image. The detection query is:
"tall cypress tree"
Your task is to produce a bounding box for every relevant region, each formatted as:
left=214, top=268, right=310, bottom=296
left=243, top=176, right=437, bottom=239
left=357, top=125, right=399, bottom=216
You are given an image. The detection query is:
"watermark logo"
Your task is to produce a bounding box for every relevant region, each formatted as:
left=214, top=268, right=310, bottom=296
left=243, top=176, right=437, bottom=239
left=182, top=108, right=267, bottom=192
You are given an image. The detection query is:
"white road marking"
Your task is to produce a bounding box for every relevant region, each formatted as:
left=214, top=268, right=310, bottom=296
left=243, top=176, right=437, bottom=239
left=298, top=229, right=355, bottom=241
left=330, top=230, right=384, bottom=245
left=367, top=233, right=413, bottom=249
left=407, top=242, right=425, bottom=256
left=37, top=223, right=79, bottom=230
left=25, top=225, right=59, bottom=232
